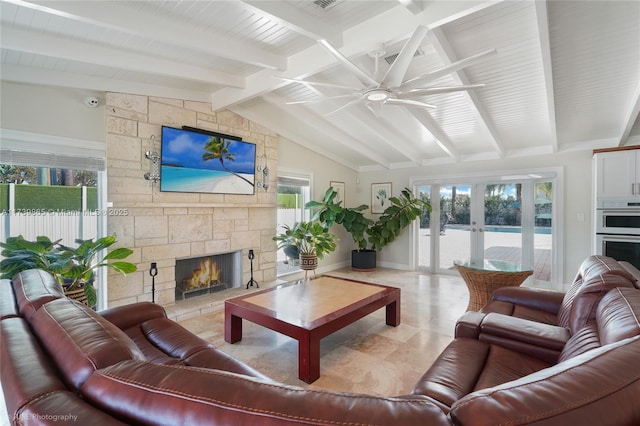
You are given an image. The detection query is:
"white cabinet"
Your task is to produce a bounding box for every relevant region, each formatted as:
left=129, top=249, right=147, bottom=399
left=594, top=149, right=640, bottom=199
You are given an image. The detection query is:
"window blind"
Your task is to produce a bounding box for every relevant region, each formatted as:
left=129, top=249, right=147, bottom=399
left=0, top=129, right=106, bottom=171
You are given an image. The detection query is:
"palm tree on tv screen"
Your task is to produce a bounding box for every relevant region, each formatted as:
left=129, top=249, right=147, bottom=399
left=202, top=136, right=254, bottom=187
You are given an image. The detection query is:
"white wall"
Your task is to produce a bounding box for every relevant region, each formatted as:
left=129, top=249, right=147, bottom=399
left=278, top=136, right=357, bottom=272
left=1, top=81, right=105, bottom=141
left=279, top=132, right=595, bottom=283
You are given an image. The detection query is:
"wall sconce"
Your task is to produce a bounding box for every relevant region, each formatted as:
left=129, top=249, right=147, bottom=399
left=144, top=134, right=161, bottom=185
left=144, top=151, right=161, bottom=184
left=256, top=151, right=269, bottom=191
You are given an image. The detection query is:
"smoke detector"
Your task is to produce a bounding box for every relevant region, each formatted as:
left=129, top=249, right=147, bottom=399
left=84, top=96, right=99, bottom=108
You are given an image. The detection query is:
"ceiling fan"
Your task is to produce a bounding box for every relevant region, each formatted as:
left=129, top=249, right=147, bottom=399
left=280, top=25, right=496, bottom=115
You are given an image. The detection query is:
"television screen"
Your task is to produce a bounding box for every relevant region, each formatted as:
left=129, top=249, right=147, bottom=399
left=160, top=126, right=256, bottom=195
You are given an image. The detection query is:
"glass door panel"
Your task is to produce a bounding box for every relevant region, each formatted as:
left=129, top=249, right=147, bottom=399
left=534, top=181, right=553, bottom=283
left=417, top=186, right=432, bottom=270
left=439, top=185, right=471, bottom=271
left=482, top=183, right=523, bottom=264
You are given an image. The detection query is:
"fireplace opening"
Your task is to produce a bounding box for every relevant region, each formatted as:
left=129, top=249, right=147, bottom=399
left=175, top=251, right=242, bottom=300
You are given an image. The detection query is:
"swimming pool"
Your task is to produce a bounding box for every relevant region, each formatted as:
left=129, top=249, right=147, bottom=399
left=447, top=225, right=552, bottom=234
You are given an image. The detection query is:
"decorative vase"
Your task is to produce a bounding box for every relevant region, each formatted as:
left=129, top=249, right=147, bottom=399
left=299, top=254, right=318, bottom=271
left=351, top=249, right=376, bottom=271
left=64, top=286, right=89, bottom=306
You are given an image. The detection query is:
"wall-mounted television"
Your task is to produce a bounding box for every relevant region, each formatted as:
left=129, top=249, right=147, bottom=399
left=160, top=126, right=256, bottom=195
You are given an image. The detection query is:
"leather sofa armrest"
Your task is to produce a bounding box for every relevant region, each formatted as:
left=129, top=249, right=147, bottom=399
left=478, top=313, right=570, bottom=363
left=99, top=302, right=167, bottom=330
left=489, top=287, right=565, bottom=314
left=455, top=311, right=486, bottom=338
left=481, top=313, right=570, bottom=349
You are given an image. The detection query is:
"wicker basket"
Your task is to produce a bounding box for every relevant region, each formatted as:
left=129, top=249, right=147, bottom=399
left=455, top=263, right=533, bottom=311
left=64, top=286, right=90, bottom=307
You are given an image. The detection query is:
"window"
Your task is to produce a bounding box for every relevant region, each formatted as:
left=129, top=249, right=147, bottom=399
left=276, top=172, right=311, bottom=277
left=1, top=129, right=108, bottom=306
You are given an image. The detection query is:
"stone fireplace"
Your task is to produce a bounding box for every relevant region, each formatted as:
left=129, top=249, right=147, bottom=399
left=175, top=251, right=242, bottom=300
left=105, top=92, right=278, bottom=308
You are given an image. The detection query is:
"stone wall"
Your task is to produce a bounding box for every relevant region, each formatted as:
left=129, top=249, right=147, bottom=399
left=105, top=92, right=278, bottom=308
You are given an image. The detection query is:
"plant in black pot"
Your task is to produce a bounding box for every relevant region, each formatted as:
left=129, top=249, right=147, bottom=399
left=273, top=221, right=337, bottom=275
left=1, top=234, right=137, bottom=307
left=306, top=187, right=431, bottom=270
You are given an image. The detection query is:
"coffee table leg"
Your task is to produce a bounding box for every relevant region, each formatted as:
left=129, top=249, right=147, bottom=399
left=224, top=310, right=243, bottom=343
left=386, top=299, right=400, bottom=326
left=298, top=333, right=320, bottom=383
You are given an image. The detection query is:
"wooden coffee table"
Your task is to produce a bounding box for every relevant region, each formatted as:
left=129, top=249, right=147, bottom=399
left=224, top=276, right=400, bottom=383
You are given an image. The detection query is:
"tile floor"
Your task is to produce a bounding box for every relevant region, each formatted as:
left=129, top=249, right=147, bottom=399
left=178, top=267, right=469, bottom=397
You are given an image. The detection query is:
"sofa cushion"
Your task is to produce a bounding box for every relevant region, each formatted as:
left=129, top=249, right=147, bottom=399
left=183, top=346, right=272, bottom=380
left=0, top=317, right=67, bottom=416
left=558, top=322, right=600, bottom=362
left=0, top=279, right=19, bottom=320
left=82, top=360, right=450, bottom=426
left=597, top=287, right=640, bottom=345
left=565, top=274, right=635, bottom=334
left=450, top=336, right=640, bottom=426
left=30, top=298, right=145, bottom=391
left=411, top=338, right=551, bottom=407
left=12, top=269, right=65, bottom=321
left=557, top=256, right=635, bottom=330
left=141, top=317, right=212, bottom=359
left=99, top=301, right=167, bottom=329
left=139, top=317, right=268, bottom=378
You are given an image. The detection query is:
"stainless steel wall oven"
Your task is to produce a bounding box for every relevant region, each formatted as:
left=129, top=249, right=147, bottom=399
left=596, top=201, right=640, bottom=269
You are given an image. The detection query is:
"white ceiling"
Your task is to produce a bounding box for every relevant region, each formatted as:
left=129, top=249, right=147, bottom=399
left=1, top=0, right=639, bottom=171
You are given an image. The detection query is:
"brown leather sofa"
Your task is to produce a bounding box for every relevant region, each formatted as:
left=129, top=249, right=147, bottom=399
left=3, top=258, right=640, bottom=425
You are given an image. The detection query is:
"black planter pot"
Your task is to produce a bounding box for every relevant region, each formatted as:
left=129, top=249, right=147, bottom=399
left=351, top=249, right=376, bottom=271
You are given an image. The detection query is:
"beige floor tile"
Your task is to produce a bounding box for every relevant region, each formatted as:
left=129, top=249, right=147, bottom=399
left=179, top=267, right=469, bottom=396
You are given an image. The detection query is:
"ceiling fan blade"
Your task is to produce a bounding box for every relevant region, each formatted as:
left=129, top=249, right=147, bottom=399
left=318, top=39, right=379, bottom=87
left=365, top=101, right=383, bottom=117
left=286, top=94, right=359, bottom=105
left=381, top=25, right=428, bottom=88
left=385, top=98, right=436, bottom=109
left=397, top=84, right=486, bottom=98
left=326, top=97, right=364, bottom=115
left=275, top=76, right=361, bottom=91
left=402, top=48, right=497, bottom=89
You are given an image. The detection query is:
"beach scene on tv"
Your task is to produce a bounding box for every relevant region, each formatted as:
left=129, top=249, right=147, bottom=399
left=160, top=127, right=256, bottom=195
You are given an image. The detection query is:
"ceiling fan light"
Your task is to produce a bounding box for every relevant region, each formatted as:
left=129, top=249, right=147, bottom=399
left=366, top=90, right=389, bottom=101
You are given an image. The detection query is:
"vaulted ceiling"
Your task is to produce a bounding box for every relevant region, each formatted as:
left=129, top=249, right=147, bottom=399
left=2, top=0, right=639, bottom=171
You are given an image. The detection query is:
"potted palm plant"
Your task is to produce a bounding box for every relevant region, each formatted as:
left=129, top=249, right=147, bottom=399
left=1, top=234, right=137, bottom=307
left=306, top=187, right=431, bottom=270
left=273, top=221, right=337, bottom=273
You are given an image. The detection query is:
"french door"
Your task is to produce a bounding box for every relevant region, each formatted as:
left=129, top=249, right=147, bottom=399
left=414, top=170, right=560, bottom=285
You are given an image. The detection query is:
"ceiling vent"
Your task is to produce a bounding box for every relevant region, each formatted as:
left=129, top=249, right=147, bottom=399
left=313, top=0, right=340, bottom=10
left=384, top=48, right=424, bottom=65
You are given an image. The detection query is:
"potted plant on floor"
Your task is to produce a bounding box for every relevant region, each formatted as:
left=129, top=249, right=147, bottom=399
left=1, top=234, right=137, bottom=307
left=273, top=221, right=337, bottom=275
left=306, top=187, right=431, bottom=270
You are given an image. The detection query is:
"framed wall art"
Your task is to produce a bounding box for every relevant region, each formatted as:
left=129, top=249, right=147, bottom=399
left=330, top=181, right=345, bottom=205
left=371, top=182, right=392, bottom=213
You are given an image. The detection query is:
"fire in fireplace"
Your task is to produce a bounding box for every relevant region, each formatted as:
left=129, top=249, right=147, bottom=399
left=175, top=251, right=242, bottom=300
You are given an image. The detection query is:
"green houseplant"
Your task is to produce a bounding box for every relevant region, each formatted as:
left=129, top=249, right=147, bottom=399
left=306, top=187, right=431, bottom=270
left=273, top=221, right=337, bottom=272
left=1, top=234, right=137, bottom=307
